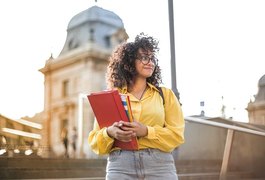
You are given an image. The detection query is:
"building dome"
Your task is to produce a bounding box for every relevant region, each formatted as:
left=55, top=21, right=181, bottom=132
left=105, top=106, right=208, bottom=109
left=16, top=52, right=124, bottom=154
left=246, top=74, right=265, bottom=125
left=68, top=6, right=124, bottom=30
left=59, top=5, right=127, bottom=56
left=258, top=74, right=265, bottom=87
left=255, top=74, right=265, bottom=102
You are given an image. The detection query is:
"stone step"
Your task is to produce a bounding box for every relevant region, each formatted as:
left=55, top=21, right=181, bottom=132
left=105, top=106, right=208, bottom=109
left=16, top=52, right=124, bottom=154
left=1, top=168, right=105, bottom=179
left=0, top=157, right=259, bottom=179
left=176, top=160, right=222, bottom=174
left=0, top=157, right=107, bottom=169
left=179, top=172, right=220, bottom=180
left=178, top=171, right=256, bottom=180
left=0, top=157, right=107, bottom=179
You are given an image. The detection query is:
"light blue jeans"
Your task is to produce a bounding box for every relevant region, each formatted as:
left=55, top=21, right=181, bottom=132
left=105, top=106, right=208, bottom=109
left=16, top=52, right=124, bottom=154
left=106, top=149, right=178, bottom=180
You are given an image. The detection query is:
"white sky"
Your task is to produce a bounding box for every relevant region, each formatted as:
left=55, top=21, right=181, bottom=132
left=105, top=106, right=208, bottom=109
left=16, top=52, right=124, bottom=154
left=0, top=0, right=264, bottom=122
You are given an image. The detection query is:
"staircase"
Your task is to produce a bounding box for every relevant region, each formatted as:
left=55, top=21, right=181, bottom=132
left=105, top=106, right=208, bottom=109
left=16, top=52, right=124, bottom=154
left=176, top=160, right=257, bottom=180
left=0, top=157, right=259, bottom=179
left=176, top=160, right=221, bottom=180
left=0, top=157, right=106, bottom=179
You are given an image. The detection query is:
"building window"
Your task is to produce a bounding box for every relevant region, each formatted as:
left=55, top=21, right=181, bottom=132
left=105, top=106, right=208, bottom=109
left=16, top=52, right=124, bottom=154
left=60, top=119, right=68, bottom=139
left=61, top=119, right=68, bottom=131
left=68, top=39, right=79, bottom=50
left=105, top=36, right=111, bottom=47
left=62, top=80, right=69, bottom=97
left=6, top=121, right=14, bottom=129
left=23, top=126, right=31, bottom=133
left=68, top=39, right=73, bottom=50
left=89, top=29, right=94, bottom=42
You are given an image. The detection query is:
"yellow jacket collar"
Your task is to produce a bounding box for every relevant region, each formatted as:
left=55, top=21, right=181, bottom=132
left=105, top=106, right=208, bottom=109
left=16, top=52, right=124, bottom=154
left=119, top=83, right=160, bottom=94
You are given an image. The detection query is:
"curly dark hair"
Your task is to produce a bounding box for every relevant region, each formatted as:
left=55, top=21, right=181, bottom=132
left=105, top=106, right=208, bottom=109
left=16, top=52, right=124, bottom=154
left=106, top=33, right=162, bottom=88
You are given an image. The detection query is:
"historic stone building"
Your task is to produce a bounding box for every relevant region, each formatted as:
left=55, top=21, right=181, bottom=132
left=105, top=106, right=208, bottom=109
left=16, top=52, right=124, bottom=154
left=39, top=6, right=128, bottom=158
left=247, top=74, right=265, bottom=125
left=0, top=114, right=42, bottom=157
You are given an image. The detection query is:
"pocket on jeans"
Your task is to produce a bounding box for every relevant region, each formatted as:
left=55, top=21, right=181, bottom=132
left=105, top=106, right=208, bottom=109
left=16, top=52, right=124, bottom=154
left=108, top=150, right=121, bottom=162
left=150, top=150, right=174, bottom=163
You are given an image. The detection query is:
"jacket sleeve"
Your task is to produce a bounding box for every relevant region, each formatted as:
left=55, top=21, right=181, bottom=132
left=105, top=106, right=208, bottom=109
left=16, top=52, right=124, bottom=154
left=88, top=120, right=114, bottom=155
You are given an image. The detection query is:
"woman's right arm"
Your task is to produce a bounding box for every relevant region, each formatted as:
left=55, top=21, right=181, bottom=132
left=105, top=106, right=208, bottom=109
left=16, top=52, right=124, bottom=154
left=88, top=121, right=114, bottom=155
left=88, top=121, right=136, bottom=155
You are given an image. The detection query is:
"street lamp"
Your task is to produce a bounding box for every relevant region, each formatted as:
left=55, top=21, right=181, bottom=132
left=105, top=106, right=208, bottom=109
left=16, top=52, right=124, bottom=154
left=168, top=0, right=180, bottom=101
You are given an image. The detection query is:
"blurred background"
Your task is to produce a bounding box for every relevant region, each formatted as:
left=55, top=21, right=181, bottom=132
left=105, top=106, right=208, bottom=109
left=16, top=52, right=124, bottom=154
left=0, top=0, right=264, bottom=179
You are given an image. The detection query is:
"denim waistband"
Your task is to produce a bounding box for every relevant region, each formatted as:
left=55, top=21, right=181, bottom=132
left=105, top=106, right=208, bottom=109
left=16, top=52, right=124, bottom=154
left=112, top=148, right=168, bottom=155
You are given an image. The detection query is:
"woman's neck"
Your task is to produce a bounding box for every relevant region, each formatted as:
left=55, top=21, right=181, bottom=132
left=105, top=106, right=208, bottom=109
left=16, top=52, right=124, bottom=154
left=128, top=78, right=147, bottom=100
left=129, top=78, right=146, bottom=91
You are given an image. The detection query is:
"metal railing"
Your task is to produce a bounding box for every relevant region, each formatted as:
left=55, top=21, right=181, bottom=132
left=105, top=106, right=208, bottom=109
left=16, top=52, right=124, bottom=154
left=184, top=116, right=265, bottom=180
left=185, top=116, right=265, bottom=136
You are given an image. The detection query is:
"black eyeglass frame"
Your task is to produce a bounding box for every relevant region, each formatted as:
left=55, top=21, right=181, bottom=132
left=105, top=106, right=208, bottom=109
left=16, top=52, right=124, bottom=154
left=137, top=55, right=157, bottom=65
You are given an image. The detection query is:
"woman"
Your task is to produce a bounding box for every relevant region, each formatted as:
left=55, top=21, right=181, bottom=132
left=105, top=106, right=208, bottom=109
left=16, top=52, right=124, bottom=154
left=88, top=33, right=185, bottom=180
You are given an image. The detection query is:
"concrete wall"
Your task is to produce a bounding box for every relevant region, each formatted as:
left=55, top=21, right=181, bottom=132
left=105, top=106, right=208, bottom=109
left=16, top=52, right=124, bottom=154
left=177, top=122, right=227, bottom=161
left=229, top=131, right=265, bottom=176
left=176, top=121, right=265, bottom=177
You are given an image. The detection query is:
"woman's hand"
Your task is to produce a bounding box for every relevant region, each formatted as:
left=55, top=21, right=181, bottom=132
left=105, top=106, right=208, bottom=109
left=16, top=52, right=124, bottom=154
left=107, top=122, right=136, bottom=142
left=119, top=121, right=148, bottom=138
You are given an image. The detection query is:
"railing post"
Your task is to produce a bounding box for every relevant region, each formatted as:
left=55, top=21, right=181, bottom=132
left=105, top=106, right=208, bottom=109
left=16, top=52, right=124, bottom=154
left=220, top=129, right=234, bottom=180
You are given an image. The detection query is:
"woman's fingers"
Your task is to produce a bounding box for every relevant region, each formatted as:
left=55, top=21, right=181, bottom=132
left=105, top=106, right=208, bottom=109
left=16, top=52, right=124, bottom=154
left=115, top=129, right=135, bottom=142
left=111, top=121, right=145, bottom=140
left=118, top=121, right=133, bottom=127
left=113, top=122, right=122, bottom=127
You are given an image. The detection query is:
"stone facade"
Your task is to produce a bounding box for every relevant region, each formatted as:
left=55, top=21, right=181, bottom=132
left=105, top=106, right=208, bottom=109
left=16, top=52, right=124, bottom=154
left=247, top=74, right=265, bottom=125
left=38, top=6, right=128, bottom=158
left=0, top=114, right=42, bottom=157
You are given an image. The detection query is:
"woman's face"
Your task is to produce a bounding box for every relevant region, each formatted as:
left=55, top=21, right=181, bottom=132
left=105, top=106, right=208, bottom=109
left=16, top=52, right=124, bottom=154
left=135, top=48, right=156, bottom=79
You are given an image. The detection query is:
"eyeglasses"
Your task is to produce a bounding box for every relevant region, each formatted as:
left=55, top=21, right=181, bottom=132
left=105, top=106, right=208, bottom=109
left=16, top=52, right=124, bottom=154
left=137, top=55, right=157, bottom=65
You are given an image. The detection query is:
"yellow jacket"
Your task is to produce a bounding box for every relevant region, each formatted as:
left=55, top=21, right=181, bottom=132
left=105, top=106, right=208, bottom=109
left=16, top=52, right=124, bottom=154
left=88, top=83, right=185, bottom=155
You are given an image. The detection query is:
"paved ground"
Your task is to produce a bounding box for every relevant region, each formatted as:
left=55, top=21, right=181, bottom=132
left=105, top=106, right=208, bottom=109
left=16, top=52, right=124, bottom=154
left=20, top=178, right=105, bottom=180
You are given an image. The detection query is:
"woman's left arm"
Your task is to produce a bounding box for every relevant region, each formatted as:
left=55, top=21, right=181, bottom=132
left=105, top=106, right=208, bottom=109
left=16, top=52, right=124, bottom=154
left=145, top=88, right=185, bottom=152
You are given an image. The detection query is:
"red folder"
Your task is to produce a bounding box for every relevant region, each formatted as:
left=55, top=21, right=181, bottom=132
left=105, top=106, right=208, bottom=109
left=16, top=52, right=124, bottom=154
left=87, top=90, right=138, bottom=150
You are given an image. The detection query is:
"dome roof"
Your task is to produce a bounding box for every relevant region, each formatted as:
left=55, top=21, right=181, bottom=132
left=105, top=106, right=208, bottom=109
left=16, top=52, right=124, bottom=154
left=58, top=5, right=128, bottom=56
left=258, top=74, right=265, bottom=87
left=68, top=6, right=124, bottom=30
left=254, top=74, right=265, bottom=102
